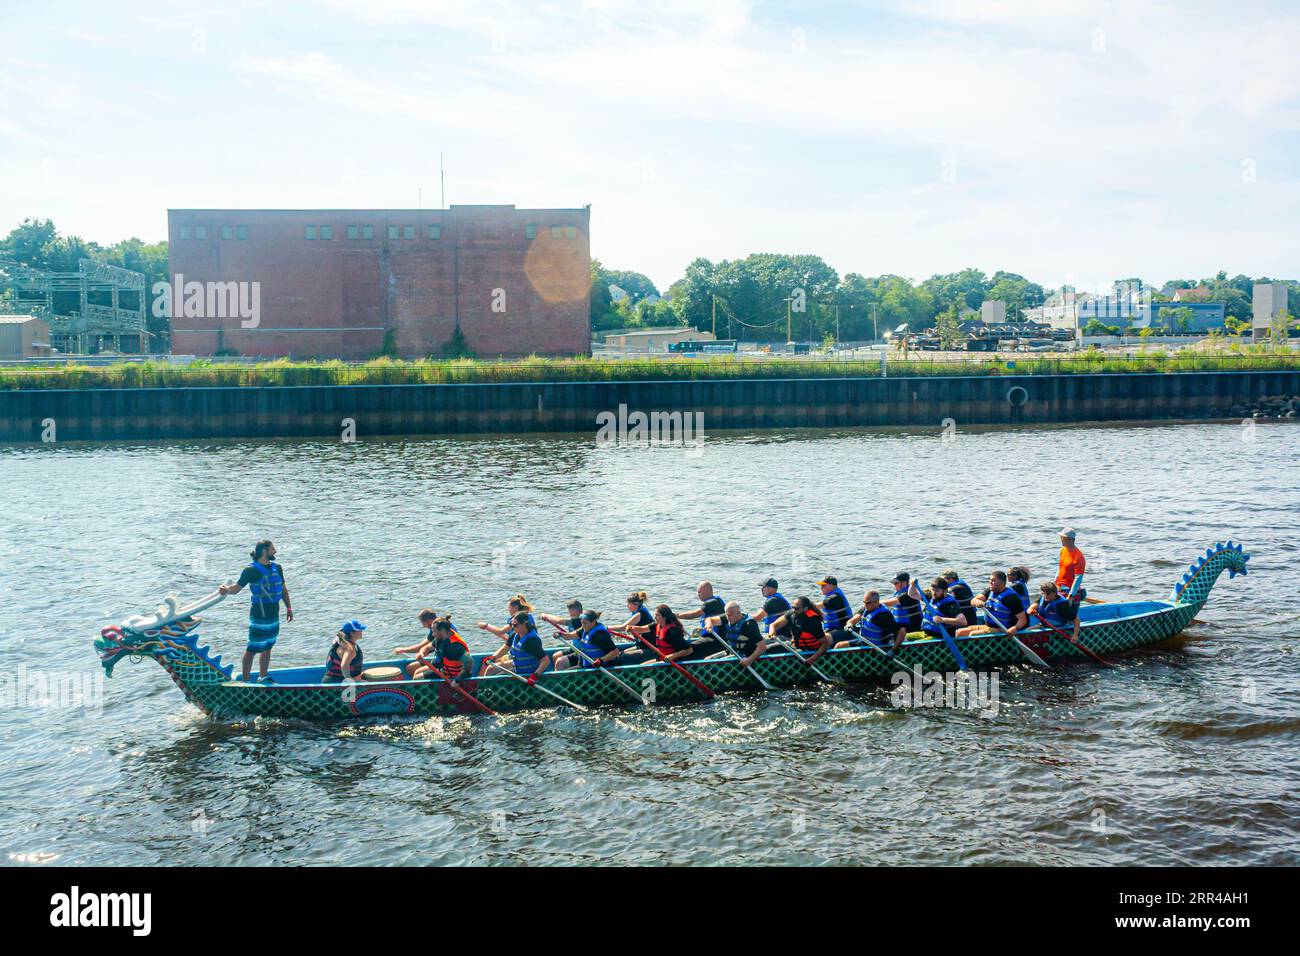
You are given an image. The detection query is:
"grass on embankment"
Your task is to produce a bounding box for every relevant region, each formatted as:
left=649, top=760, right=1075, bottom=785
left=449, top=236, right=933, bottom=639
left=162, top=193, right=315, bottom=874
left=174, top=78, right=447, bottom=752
left=0, top=347, right=1297, bottom=390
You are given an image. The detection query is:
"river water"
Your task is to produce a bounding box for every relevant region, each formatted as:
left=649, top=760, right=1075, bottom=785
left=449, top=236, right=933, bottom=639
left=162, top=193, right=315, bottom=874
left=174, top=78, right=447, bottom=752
left=1, top=420, right=1297, bottom=866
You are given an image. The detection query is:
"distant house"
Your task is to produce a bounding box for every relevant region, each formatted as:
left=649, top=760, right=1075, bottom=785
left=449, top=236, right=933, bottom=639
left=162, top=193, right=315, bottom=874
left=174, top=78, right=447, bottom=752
left=609, top=284, right=629, bottom=303
left=0, top=315, right=53, bottom=358
left=1172, top=285, right=1214, bottom=302
left=603, top=328, right=715, bottom=351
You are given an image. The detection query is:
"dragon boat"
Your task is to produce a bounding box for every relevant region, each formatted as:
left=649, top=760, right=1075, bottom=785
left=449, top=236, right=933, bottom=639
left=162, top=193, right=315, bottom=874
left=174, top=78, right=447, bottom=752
left=95, top=541, right=1249, bottom=721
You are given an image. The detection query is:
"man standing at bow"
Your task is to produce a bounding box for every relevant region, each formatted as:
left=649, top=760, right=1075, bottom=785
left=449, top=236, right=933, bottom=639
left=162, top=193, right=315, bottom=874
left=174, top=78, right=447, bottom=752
left=220, top=539, right=293, bottom=683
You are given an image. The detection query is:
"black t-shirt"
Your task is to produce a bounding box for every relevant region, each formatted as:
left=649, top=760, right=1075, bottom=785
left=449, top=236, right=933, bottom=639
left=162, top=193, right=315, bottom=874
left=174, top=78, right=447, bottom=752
left=822, top=591, right=851, bottom=629
left=237, top=562, right=285, bottom=621
left=515, top=633, right=546, bottom=658
left=700, top=596, right=726, bottom=619
left=947, top=581, right=975, bottom=624
left=567, top=615, right=583, bottom=632
left=728, top=617, right=765, bottom=656
left=762, top=594, right=792, bottom=620
left=782, top=609, right=827, bottom=646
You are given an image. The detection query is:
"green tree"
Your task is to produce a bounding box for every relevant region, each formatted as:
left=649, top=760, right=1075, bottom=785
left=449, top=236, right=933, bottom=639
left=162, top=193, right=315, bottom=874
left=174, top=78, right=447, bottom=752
left=934, top=305, right=964, bottom=349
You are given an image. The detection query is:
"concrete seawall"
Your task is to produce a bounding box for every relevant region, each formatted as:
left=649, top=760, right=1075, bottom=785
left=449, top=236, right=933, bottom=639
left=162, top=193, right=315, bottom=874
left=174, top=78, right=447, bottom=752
left=2, top=369, right=1297, bottom=442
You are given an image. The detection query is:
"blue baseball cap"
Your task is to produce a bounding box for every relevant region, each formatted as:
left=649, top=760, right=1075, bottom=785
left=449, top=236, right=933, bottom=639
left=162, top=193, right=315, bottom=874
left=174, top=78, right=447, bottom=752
left=341, top=620, right=367, bottom=634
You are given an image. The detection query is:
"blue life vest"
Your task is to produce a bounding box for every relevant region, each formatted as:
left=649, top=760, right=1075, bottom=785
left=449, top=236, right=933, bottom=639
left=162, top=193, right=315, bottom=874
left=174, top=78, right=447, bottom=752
left=700, top=597, right=726, bottom=636
left=574, top=624, right=611, bottom=666
left=858, top=607, right=890, bottom=645
left=948, top=579, right=975, bottom=624
left=985, top=588, right=1020, bottom=628
left=509, top=628, right=543, bottom=676
left=1011, top=581, right=1031, bottom=607
left=821, top=587, right=850, bottom=631
left=921, top=597, right=957, bottom=638
left=1036, top=596, right=1072, bottom=629
left=247, top=562, right=283, bottom=615
left=631, top=606, right=653, bottom=633
left=890, top=588, right=923, bottom=630
left=762, top=592, right=791, bottom=628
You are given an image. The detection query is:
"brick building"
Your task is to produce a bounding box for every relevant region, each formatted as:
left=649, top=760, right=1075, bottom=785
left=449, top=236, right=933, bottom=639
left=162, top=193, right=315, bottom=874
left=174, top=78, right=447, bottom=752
left=167, top=205, right=591, bottom=359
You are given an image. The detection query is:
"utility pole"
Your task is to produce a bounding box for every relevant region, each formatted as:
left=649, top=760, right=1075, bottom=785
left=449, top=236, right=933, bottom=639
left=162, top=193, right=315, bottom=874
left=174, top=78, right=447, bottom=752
left=440, top=153, right=445, bottom=209
left=712, top=295, right=716, bottom=337
left=872, top=303, right=879, bottom=343
left=786, top=297, right=793, bottom=345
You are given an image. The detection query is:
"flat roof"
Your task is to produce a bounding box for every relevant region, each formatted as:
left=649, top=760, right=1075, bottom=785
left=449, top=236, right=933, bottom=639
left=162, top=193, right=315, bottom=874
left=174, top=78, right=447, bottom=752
left=0, top=315, right=45, bottom=324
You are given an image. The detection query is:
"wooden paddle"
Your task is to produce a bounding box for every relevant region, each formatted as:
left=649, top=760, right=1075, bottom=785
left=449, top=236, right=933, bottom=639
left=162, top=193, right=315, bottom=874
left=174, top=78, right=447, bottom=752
left=480, top=658, right=590, bottom=712
left=705, top=619, right=777, bottom=692
left=609, top=628, right=716, bottom=700
left=981, top=609, right=1055, bottom=671
left=1030, top=612, right=1115, bottom=668
left=562, top=638, right=647, bottom=706
left=765, top=631, right=844, bottom=685
left=416, top=655, right=497, bottom=716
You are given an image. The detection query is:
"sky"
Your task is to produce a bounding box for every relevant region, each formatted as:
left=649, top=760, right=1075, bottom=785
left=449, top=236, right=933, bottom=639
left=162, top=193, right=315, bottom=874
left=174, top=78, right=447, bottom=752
left=2, top=0, right=1298, bottom=294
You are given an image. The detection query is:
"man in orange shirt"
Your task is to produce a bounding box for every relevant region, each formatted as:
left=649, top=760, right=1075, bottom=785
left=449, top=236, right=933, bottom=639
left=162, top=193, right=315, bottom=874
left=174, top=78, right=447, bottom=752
left=1056, top=527, right=1087, bottom=601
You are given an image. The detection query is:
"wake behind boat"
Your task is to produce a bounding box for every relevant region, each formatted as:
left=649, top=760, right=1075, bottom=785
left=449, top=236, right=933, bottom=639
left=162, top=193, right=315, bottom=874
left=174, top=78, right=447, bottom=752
left=95, top=540, right=1249, bottom=721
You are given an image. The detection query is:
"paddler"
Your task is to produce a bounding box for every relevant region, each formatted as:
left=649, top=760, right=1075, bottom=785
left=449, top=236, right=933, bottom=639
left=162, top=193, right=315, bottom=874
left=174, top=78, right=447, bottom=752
left=402, top=615, right=472, bottom=681
left=621, top=604, right=694, bottom=665
left=841, top=590, right=907, bottom=653
left=916, top=577, right=966, bottom=640
left=816, top=575, right=853, bottom=642
left=942, top=569, right=978, bottom=629
left=219, top=539, right=294, bottom=684
left=476, top=594, right=536, bottom=647
left=1008, top=566, right=1033, bottom=608
left=699, top=600, right=768, bottom=666
left=882, top=571, right=924, bottom=637
left=541, top=599, right=584, bottom=634
left=768, top=596, right=831, bottom=664
left=621, top=591, right=656, bottom=636
left=553, top=610, right=622, bottom=670
left=477, top=611, right=551, bottom=681
left=1055, top=527, right=1087, bottom=600
left=959, top=570, right=1029, bottom=636
left=758, top=578, right=792, bottom=630
left=1027, top=582, right=1080, bottom=642
left=678, top=581, right=727, bottom=635
left=395, top=608, right=440, bottom=678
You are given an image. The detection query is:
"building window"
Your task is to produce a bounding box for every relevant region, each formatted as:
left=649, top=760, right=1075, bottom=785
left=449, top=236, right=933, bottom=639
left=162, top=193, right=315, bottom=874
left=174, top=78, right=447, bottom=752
left=551, top=225, right=563, bottom=239
left=194, top=226, right=207, bottom=240
left=428, top=224, right=441, bottom=240
left=221, top=225, right=233, bottom=240
left=180, top=226, right=192, bottom=240
left=305, top=226, right=317, bottom=240
left=347, top=225, right=358, bottom=239
left=237, top=225, right=248, bottom=240
left=565, top=225, right=577, bottom=239
left=363, top=225, right=374, bottom=240
left=320, top=225, right=333, bottom=239
left=403, top=225, right=415, bottom=240
left=388, top=225, right=399, bottom=240
left=525, top=224, right=536, bottom=240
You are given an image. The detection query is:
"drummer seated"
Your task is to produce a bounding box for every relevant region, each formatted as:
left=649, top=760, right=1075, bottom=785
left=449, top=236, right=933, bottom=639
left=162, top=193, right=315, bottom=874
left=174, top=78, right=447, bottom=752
left=321, top=620, right=366, bottom=683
